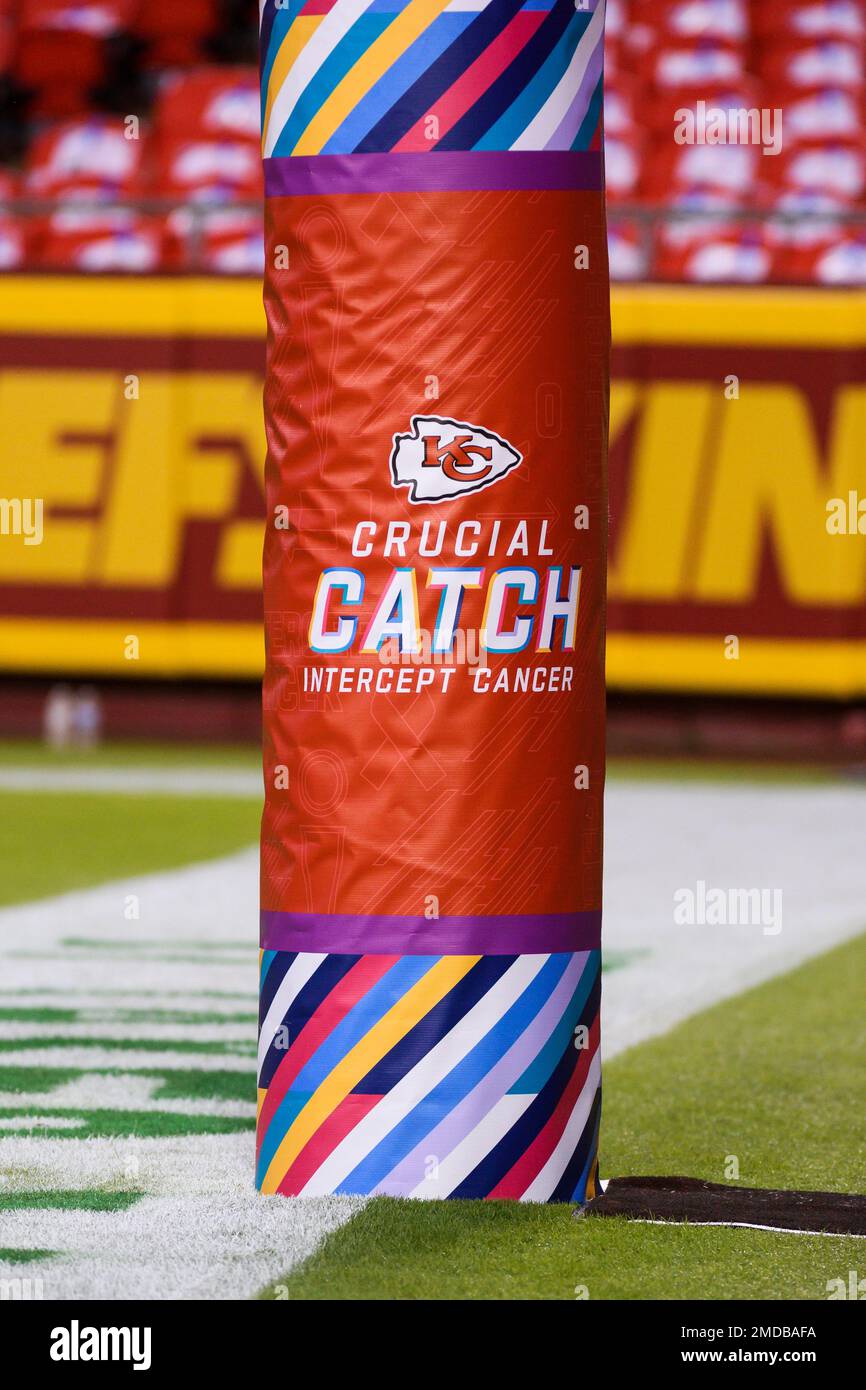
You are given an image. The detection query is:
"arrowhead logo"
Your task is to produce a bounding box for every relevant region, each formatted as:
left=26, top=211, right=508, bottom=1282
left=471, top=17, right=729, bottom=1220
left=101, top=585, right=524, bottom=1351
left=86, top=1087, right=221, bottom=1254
left=390, top=415, right=522, bottom=504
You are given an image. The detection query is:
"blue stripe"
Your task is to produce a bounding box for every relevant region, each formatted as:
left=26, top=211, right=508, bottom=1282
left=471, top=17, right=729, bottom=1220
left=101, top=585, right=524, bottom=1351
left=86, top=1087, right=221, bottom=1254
left=354, top=0, right=524, bottom=154
left=325, top=14, right=471, bottom=153
left=449, top=961, right=600, bottom=1197
left=256, top=1090, right=312, bottom=1186
left=272, top=15, right=396, bottom=155
left=291, top=955, right=440, bottom=1092
left=435, top=0, right=572, bottom=151
left=258, top=949, right=288, bottom=1022
left=336, top=953, right=571, bottom=1195
left=509, top=949, right=597, bottom=1094
left=259, top=952, right=361, bottom=1090
left=550, top=1087, right=601, bottom=1201
left=356, top=954, right=516, bottom=1093
left=567, top=1100, right=601, bottom=1204
left=571, top=73, right=603, bottom=151
left=260, top=2, right=305, bottom=121
left=473, top=9, right=590, bottom=150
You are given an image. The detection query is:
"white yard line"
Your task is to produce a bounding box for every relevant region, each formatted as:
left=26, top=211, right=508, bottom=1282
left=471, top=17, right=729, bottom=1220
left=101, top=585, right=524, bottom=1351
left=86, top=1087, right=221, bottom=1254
left=0, top=767, right=261, bottom=797
left=602, top=780, right=866, bottom=1056
left=0, top=776, right=864, bottom=1297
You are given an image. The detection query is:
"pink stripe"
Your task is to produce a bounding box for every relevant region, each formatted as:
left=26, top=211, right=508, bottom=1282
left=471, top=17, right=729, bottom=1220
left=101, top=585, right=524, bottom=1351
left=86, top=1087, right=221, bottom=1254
left=374, top=953, right=586, bottom=1196
left=394, top=11, right=547, bottom=154
left=488, top=1014, right=600, bottom=1199
left=278, top=1093, right=383, bottom=1195
left=257, top=954, right=397, bottom=1148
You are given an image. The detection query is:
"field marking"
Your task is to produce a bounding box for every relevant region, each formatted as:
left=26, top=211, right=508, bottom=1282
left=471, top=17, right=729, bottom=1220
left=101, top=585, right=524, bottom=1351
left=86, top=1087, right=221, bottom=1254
left=0, top=767, right=261, bottom=798
left=616, top=1219, right=866, bottom=1240
left=2, top=776, right=865, bottom=1296
left=602, top=779, right=866, bottom=1056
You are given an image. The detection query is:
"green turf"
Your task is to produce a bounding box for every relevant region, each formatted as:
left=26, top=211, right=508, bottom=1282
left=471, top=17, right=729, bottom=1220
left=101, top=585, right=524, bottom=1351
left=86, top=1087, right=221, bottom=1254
left=0, top=737, right=844, bottom=786
left=0, top=1189, right=143, bottom=1212
left=262, top=932, right=866, bottom=1301
left=606, top=758, right=844, bottom=786
left=0, top=1248, right=55, bottom=1262
left=0, top=1107, right=253, bottom=1140
left=0, top=790, right=259, bottom=907
left=0, top=1064, right=252, bottom=1104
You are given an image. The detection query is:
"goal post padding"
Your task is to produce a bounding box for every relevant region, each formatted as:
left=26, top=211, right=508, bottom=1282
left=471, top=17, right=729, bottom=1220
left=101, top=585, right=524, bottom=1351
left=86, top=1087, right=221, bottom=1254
left=257, top=0, right=609, bottom=1201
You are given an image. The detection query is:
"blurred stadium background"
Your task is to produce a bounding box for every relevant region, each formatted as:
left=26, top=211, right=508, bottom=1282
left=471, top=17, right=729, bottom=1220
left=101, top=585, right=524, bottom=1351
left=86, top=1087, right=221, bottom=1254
left=0, top=0, right=864, bottom=749
left=0, top=0, right=864, bottom=1302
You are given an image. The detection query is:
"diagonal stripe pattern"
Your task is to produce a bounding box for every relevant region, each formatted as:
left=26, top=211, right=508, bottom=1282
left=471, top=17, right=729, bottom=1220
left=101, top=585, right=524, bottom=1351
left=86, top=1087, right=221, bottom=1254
left=256, top=948, right=601, bottom=1200
left=260, top=0, right=605, bottom=155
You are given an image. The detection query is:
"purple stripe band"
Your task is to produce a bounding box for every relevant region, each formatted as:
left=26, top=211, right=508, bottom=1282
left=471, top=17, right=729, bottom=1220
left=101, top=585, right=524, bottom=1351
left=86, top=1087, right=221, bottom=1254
left=260, top=909, right=601, bottom=956
left=264, top=151, right=602, bottom=198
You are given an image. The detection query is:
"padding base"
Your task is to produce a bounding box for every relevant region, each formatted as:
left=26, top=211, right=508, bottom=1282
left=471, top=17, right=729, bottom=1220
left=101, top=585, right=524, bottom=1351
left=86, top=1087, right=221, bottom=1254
left=579, top=1176, right=866, bottom=1237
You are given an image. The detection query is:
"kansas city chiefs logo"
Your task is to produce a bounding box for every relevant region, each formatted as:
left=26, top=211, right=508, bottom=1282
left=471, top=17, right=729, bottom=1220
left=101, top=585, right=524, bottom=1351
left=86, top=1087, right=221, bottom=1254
left=390, top=415, right=522, bottom=504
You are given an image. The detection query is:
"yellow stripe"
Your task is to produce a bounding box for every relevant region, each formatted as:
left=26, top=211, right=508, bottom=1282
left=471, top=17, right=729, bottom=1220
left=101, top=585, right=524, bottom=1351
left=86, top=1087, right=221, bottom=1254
left=0, top=277, right=264, bottom=338
left=1, top=278, right=858, bottom=346
left=263, top=16, right=324, bottom=151
left=7, top=619, right=866, bottom=696
left=607, top=634, right=866, bottom=700
left=291, top=0, right=453, bottom=155
left=0, top=619, right=263, bottom=679
left=259, top=955, right=478, bottom=1193
left=611, top=286, right=866, bottom=348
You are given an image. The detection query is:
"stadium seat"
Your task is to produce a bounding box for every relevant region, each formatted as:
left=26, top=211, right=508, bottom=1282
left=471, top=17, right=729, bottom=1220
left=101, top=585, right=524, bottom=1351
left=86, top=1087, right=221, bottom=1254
left=151, top=67, right=260, bottom=146
left=36, top=205, right=164, bottom=270
left=152, top=136, right=262, bottom=202
left=24, top=116, right=144, bottom=199
left=131, top=0, right=219, bottom=70
left=13, top=0, right=130, bottom=116
left=0, top=0, right=863, bottom=282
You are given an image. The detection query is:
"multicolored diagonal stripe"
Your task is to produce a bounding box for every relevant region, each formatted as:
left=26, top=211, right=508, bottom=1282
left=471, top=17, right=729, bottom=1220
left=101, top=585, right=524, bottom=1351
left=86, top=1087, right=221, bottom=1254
left=256, top=945, right=601, bottom=1200
left=259, top=0, right=605, bottom=156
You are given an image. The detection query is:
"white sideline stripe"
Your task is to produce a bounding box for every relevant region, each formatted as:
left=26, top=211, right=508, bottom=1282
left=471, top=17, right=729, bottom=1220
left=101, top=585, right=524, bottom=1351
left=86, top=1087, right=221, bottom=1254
left=521, top=1051, right=602, bottom=1202
left=0, top=1021, right=252, bottom=1043
left=299, top=954, right=551, bottom=1196
left=408, top=1094, right=534, bottom=1199
left=0, top=1116, right=84, bottom=1130
left=511, top=0, right=605, bottom=151
left=264, top=0, right=373, bottom=156
left=0, top=767, right=261, bottom=797
left=623, top=1219, right=866, bottom=1240
left=0, top=1046, right=253, bottom=1073
left=257, top=952, right=327, bottom=1076
left=0, top=991, right=255, bottom=1010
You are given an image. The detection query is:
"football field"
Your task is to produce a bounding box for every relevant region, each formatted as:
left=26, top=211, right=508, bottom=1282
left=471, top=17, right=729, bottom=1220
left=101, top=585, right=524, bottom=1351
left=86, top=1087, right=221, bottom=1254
left=1, top=742, right=863, bottom=1301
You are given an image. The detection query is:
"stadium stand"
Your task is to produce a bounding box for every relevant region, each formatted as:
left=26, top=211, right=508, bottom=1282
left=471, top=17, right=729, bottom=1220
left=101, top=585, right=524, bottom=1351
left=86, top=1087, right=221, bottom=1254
left=0, top=0, right=862, bottom=280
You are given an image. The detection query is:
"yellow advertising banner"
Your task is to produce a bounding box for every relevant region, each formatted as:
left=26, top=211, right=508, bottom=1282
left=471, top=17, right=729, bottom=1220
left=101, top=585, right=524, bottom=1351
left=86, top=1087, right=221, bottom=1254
left=0, top=276, right=863, bottom=696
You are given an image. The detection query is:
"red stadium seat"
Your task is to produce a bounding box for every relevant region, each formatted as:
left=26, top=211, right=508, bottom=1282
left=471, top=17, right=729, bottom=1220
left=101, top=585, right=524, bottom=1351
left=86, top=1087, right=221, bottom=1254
left=766, top=145, right=866, bottom=204
left=655, top=225, right=773, bottom=282
left=760, top=40, right=864, bottom=93
left=131, top=0, right=219, bottom=71
left=656, top=0, right=749, bottom=44
left=163, top=204, right=263, bottom=271
left=607, top=218, right=649, bottom=280
left=37, top=205, right=165, bottom=270
left=25, top=116, right=145, bottom=199
left=753, top=2, right=865, bottom=44
left=152, top=68, right=260, bottom=147
left=152, top=136, right=262, bottom=202
left=14, top=0, right=130, bottom=116
left=0, top=214, right=27, bottom=268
